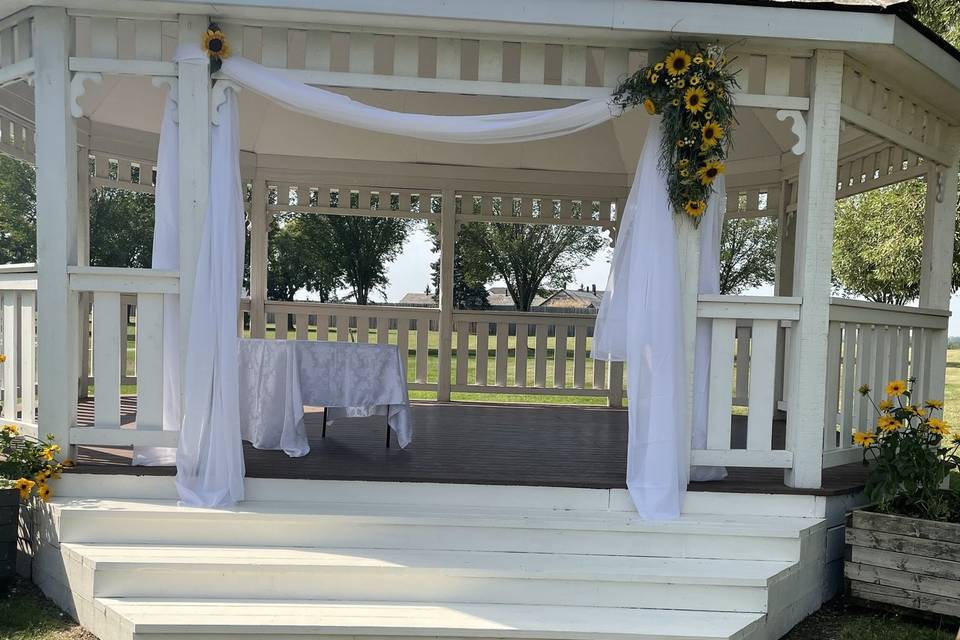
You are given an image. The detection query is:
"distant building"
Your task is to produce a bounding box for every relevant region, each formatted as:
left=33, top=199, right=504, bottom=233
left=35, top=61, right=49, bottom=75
left=536, top=284, right=604, bottom=310
left=486, top=287, right=545, bottom=310
left=397, top=292, right=437, bottom=307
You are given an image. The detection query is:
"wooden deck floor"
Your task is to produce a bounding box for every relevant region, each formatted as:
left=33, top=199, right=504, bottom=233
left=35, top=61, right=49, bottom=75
left=72, top=397, right=867, bottom=496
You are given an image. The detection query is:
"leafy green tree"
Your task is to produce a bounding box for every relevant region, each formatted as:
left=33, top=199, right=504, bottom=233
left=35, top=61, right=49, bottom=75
left=89, top=188, right=155, bottom=268
left=913, top=0, right=960, bottom=47
left=719, top=216, right=778, bottom=295
left=457, top=222, right=604, bottom=311
left=833, top=178, right=960, bottom=305
left=428, top=223, right=492, bottom=310
left=0, top=156, right=36, bottom=264
left=324, top=215, right=411, bottom=305
left=267, top=213, right=342, bottom=302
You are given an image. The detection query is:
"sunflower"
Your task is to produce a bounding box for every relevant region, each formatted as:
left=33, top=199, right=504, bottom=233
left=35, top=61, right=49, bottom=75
left=665, top=49, right=692, bottom=76
left=852, top=431, right=876, bottom=447
left=653, top=62, right=664, bottom=72
left=925, top=399, right=944, bottom=409
left=706, top=81, right=716, bottom=91
left=37, top=484, right=52, bottom=502
left=676, top=79, right=686, bottom=89
left=684, top=200, right=707, bottom=217
left=1, top=423, right=18, bottom=435
left=885, top=380, right=907, bottom=397
left=707, top=58, right=717, bottom=69
left=680, top=169, right=690, bottom=178
left=642, top=99, right=657, bottom=115
left=0, top=353, right=5, bottom=362
left=876, top=415, right=900, bottom=433
left=878, top=399, right=894, bottom=411
left=690, top=76, right=701, bottom=86
left=650, top=73, right=659, bottom=84
left=704, top=111, right=714, bottom=121
left=701, top=121, right=724, bottom=148
left=696, top=160, right=726, bottom=186
left=678, top=158, right=689, bottom=168
left=671, top=98, right=680, bottom=107
left=928, top=418, right=950, bottom=436
left=693, top=54, right=704, bottom=65
left=201, top=28, right=231, bottom=59
left=691, top=121, right=701, bottom=130
left=14, top=478, right=34, bottom=500
left=684, top=87, right=707, bottom=114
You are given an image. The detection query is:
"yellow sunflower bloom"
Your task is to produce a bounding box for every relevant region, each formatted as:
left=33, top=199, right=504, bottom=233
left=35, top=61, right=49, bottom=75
left=665, top=49, right=692, bottom=76
left=37, top=484, right=52, bottom=502
left=691, top=121, right=701, bottom=130
left=653, top=62, right=664, bottom=72
left=678, top=158, right=689, bottom=168
left=0, top=353, right=5, bottom=362
left=704, top=111, right=714, bottom=121
left=928, top=418, right=950, bottom=436
left=2, top=423, right=18, bottom=435
left=14, top=477, right=34, bottom=500
left=706, top=81, right=716, bottom=91
left=696, top=160, right=726, bottom=186
left=684, top=200, right=707, bottom=218
left=885, top=380, right=907, bottom=397
left=676, top=79, right=686, bottom=89
left=690, top=76, right=700, bottom=86
left=201, top=29, right=231, bottom=59
left=693, top=54, right=704, bottom=65
left=852, top=431, right=876, bottom=447
left=671, top=98, right=680, bottom=107
left=876, top=415, right=899, bottom=433
left=684, top=87, right=708, bottom=114
left=878, top=399, right=894, bottom=411
left=650, top=73, right=659, bottom=84
left=700, top=121, right=724, bottom=148
left=925, top=399, right=944, bottom=409
left=642, top=99, right=657, bottom=115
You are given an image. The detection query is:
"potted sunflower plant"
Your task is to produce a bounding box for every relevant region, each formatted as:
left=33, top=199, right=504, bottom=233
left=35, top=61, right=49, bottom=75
left=0, top=421, right=69, bottom=589
left=845, top=378, right=960, bottom=620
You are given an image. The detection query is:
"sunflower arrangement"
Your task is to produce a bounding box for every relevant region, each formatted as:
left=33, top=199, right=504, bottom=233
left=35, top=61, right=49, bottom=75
left=612, top=45, right=738, bottom=223
left=201, top=23, right=231, bottom=73
left=0, top=424, right=71, bottom=503
left=852, top=379, right=960, bottom=522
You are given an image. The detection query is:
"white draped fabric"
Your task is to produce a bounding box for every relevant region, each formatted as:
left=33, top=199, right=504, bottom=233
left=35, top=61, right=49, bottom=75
left=690, top=177, right=728, bottom=482
left=132, top=95, right=180, bottom=467
left=592, top=122, right=688, bottom=520
left=160, top=44, right=720, bottom=515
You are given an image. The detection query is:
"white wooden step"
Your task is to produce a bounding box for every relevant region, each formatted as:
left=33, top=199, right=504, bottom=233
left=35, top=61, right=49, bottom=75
left=51, top=499, right=818, bottom=561
left=63, top=543, right=794, bottom=612
left=96, top=598, right=767, bottom=640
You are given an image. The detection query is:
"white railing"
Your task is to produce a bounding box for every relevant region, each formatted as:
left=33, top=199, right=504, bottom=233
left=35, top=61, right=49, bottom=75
left=823, top=298, right=950, bottom=467
left=0, top=263, right=38, bottom=436
left=68, top=266, right=177, bottom=448
left=451, top=309, right=623, bottom=404
left=693, top=295, right=802, bottom=469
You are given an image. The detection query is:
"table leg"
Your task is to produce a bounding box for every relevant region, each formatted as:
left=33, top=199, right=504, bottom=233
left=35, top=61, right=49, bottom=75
left=385, top=423, right=391, bottom=448
left=322, top=408, right=327, bottom=438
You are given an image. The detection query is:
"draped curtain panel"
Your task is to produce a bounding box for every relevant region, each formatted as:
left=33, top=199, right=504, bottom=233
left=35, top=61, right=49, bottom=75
left=157, top=45, right=722, bottom=516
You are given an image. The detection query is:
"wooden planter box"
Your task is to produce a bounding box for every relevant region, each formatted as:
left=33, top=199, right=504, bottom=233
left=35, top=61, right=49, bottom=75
left=0, top=487, right=18, bottom=588
left=845, top=509, right=960, bottom=620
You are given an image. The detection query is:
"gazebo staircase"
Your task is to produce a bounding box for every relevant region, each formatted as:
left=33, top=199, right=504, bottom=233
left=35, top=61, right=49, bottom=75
left=31, top=480, right=828, bottom=640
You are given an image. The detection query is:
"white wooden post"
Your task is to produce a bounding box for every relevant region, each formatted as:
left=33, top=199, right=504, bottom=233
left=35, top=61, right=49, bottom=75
left=436, top=189, right=456, bottom=402
left=33, top=7, right=79, bottom=448
left=784, top=50, right=844, bottom=489
left=676, top=215, right=700, bottom=474
left=773, top=180, right=795, bottom=417
left=76, top=141, right=92, bottom=398
left=177, top=15, right=211, bottom=386
left=919, top=158, right=959, bottom=404
left=249, top=171, right=268, bottom=338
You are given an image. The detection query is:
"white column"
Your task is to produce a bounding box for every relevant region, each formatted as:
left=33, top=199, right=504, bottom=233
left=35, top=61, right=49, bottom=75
left=76, top=138, right=92, bottom=398
left=919, top=158, right=959, bottom=404
left=436, top=188, right=456, bottom=402
left=249, top=171, right=268, bottom=338
left=33, top=7, right=79, bottom=449
left=176, top=15, right=211, bottom=382
left=784, top=50, right=844, bottom=489
left=676, top=215, right=700, bottom=474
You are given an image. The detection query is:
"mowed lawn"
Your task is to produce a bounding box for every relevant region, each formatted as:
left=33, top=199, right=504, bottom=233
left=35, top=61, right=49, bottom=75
left=944, top=348, right=960, bottom=427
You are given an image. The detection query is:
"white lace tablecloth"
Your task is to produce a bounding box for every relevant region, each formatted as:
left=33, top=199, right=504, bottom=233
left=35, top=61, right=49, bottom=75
left=238, top=339, right=412, bottom=457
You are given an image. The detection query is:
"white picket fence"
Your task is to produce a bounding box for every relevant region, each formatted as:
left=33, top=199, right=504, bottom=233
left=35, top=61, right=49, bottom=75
left=822, top=298, right=950, bottom=467
left=0, top=263, right=37, bottom=436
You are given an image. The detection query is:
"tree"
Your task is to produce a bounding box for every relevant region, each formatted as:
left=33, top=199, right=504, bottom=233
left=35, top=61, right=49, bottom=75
left=324, top=215, right=411, bottom=305
left=913, top=0, right=960, bottom=47
left=428, top=223, right=492, bottom=310
left=457, top=222, right=604, bottom=311
left=0, top=156, right=36, bottom=264
left=832, top=178, right=960, bottom=305
left=719, top=216, right=778, bottom=295
left=89, top=188, right=156, bottom=268
left=267, top=213, right=342, bottom=302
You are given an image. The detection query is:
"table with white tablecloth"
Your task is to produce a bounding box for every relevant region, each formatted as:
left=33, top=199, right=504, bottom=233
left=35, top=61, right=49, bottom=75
left=238, top=339, right=412, bottom=457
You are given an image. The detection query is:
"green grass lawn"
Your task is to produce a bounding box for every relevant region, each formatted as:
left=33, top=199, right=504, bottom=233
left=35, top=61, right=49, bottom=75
left=0, top=579, right=93, bottom=640
left=943, top=348, right=960, bottom=427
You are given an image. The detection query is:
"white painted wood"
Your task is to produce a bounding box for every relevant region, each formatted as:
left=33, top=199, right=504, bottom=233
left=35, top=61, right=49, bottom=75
left=0, top=291, right=15, bottom=421
left=455, top=322, right=469, bottom=386
left=554, top=325, right=567, bottom=389
left=93, top=292, right=121, bottom=428
left=784, top=50, right=844, bottom=489
left=495, top=323, right=508, bottom=387
left=34, top=7, right=80, bottom=449
left=435, top=37, right=460, bottom=80
left=348, top=32, right=375, bottom=74
left=67, top=267, right=179, bottom=294
left=69, top=427, right=178, bottom=447
left=519, top=41, right=544, bottom=84
left=691, top=449, right=793, bottom=468
left=734, top=326, right=750, bottom=403
left=304, top=30, right=330, bottom=70
left=89, top=17, right=117, bottom=59
left=260, top=27, right=287, bottom=68
left=706, top=319, right=736, bottom=451
left=561, top=44, right=586, bottom=86
left=416, top=318, right=428, bottom=383
left=177, top=14, right=211, bottom=399
left=134, top=20, right=161, bottom=61
left=436, top=189, right=455, bottom=400
left=747, top=320, right=778, bottom=451
left=515, top=324, right=528, bottom=387
left=135, top=293, right=163, bottom=430
left=475, top=321, right=489, bottom=386
left=394, top=35, right=418, bottom=77
left=821, top=322, right=842, bottom=451
left=249, top=177, right=268, bottom=338
left=477, top=40, right=502, bottom=82
left=18, top=291, right=35, bottom=424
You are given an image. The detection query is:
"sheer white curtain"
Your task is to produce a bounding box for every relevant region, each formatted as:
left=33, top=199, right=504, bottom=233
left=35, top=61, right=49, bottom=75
left=162, top=44, right=711, bottom=514
left=593, top=122, right=688, bottom=520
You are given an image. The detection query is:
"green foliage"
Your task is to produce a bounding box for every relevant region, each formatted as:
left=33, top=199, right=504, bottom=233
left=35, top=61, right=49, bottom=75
left=719, top=216, right=777, bottom=294
left=428, top=223, right=492, bottom=310
left=267, top=213, right=342, bottom=302
left=323, top=215, right=411, bottom=305
left=913, top=0, right=960, bottom=48
left=0, top=156, right=36, bottom=264
left=612, top=44, right=738, bottom=220
left=833, top=178, right=960, bottom=305
left=456, top=222, right=604, bottom=311
left=0, top=425, right=69, bottom=503
left=855, top=381, right=960, bottom=522
left=89, top=188, right=155, bottom=268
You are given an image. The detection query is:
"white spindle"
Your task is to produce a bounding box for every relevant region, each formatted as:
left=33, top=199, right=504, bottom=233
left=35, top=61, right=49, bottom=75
left=19, top=292, right=35, bottom=423
left=515, top=324, right=528, bottom=387
left=707, top=319, right=736, bottom=450
left=475, top=321, right=488, bottom=385
left=456, top=322, right=469, bottom=385
left=1, top=292, right=15, bottom=420
left=821, top=322, right=842, bottom=450
left=495, top=323, right=508, bottom=387
left=296, top=312, right=309, bottom=340
left=416, top=319, right=428, bottom=383
left=573, top=325, right=587, bottom=388
left=135, top=293, right=163, bottom=430
left=554, top=325, right=568, bottom=388
left=534, top=324, right=548, bottom=387
left=93, top=292, right=122, bottom=427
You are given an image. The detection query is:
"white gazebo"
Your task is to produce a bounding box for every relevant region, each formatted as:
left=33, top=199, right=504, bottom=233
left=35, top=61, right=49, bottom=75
left=0, top=0, right=958, bottom=638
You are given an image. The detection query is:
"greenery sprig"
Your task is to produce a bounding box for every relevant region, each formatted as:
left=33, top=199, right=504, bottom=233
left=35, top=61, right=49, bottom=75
left=853, top=378, right=960, bottom=522
left=612, top=44, right=739, bottom=224
left=0, top=424, right=72, bottom=503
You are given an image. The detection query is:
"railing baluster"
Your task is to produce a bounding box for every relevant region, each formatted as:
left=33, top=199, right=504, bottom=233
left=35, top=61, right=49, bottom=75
left=514, top=323, right=528, bottom=387
left=357, top=316, right=369, bottom=343
left=821, top=321, right=843, bottom=451
left=573, top=325, right=586, bottom=388
left=495, top=322, right=508, bottom=387
left=93, top=292, right=122, bottom=427
left=706, top=318, right=736, bottom=451
left=534, top=324, right=547, bottom=387
left=19, top=291, right=35, bottom=423
left=0, top=292, right=16, bottom=420
left=554, top=324, right=567, bottom=388
left=456, top=321, right=469, bottom=387
left=416, top=318, right=428, bottom=383
left=475, top=320, right=488, bottom=386
left=135, top=293, right=164, bottom=430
